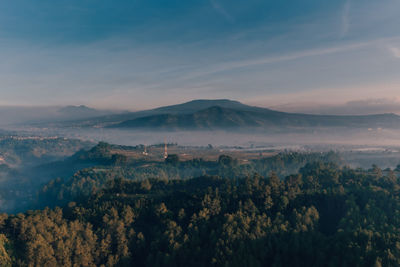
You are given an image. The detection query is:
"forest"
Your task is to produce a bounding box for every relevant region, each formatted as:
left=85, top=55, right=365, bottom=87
left=3, top=0, right=400, bottom=265
left=0, top=148, right=399, bottom=266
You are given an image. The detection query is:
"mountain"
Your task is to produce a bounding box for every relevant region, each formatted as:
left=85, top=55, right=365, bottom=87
left=108, top=100, right=400, bottom=130
left=62, top=99, right=256, bottom=126
left=47, top=99, right=400, bottom=130
left=113, top=106, right=260, bottom=129
left=150, top=99, right=254, bottom=113
left=58, top=105, right=102, bottom=118
left=0, top=105, right=120, bottom=126
left=55, top=105, right=125, bottom=121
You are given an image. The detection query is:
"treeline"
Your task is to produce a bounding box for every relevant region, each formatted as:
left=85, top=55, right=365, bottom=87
left=36, top=146, right=341, bottom=209
left=0, top=162, right=400, bottom=266
left=0, top=138, right=94, bottom=214
left=0, top=137, right=93, bottom=167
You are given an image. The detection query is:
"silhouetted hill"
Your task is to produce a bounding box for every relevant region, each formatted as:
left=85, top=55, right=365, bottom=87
left=0, top=105, right=120, bottom=125
left=63, top=99, right=260, bottom=127
left=113, top=106, right=262, bottom=129
left=151, top=99, right=253, bottom=113
left=58, top=105, right=101, bottom=117
left=51, top=99, right=400, bottom=130
left=56, top=105, right=122, bottom=121
left=110, top=104, right=400, bottom=130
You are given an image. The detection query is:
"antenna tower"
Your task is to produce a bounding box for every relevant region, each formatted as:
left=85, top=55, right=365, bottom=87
left=142, top=144, right=148, bottom=156
left=164, top=139, right=168, bottom=159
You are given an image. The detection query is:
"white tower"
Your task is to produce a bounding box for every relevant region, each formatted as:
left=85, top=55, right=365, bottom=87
left=142, top=144, right=148, bottom=156
left=164, top=139, right=168, bottom=159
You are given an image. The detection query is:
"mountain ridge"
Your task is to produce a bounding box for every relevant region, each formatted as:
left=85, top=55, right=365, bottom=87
left=42, top=99, right=400, bottom=130
left=109, top=101, right=400, bottom=130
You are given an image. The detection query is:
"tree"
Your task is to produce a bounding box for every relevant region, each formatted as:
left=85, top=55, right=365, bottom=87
left=111, top=154, right=128, bottom=165
left=218, top=155, right=235, bottom=166
left=165, top=154, right=179, bottom=166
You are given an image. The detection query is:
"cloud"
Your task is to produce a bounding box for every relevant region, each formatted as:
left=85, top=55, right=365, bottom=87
left=389, top=46, right=400, bottom=58
left=209, top=0, right=234, bottom=23
left=268, top=98, right=400, bottom=115
left=340, top=0, right=351, bottom=37
left=174, top=37, right=396, bottom=83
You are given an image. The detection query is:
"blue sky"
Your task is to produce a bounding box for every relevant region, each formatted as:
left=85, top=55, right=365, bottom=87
left=1, top=0, right=400, bottom=109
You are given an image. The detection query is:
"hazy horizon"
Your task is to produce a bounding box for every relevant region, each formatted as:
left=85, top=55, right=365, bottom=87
left=1, top=0, right=400, bottom=109
left=1, top=2, right=400, bottom=265
left=3, top=98, right=400, bottom=116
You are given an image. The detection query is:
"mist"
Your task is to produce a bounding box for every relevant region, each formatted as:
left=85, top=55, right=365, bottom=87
left=12, top=127, right=400, bottom=148
left=0, top=105, right=122, bottom=126
left=272, top=98, right=400, bottom=115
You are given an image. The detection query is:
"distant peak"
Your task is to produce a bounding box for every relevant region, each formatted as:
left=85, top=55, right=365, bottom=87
left=61, top=105, right=92, bottom=110
left=59, top=105, right=96, bottom=113
left=186, top=99, right=240, bottom=103
left=184, top=99, right=243, bottom=105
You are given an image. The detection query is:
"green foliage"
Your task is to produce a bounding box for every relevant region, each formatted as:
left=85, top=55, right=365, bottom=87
left=112, top=154, right=128, bottom=166
left=78, top=142, right=114, bottom=164
left=0, top=136, right=93, bottom=167
left=218, top=155, right=236, bottom=166
left=36, top=151, right=342, bottom=210
left=2, top=160, right=400, bottom=266
left=165, top=154, right=180, bottom=166
left=0, top=234, right=12, bottom=267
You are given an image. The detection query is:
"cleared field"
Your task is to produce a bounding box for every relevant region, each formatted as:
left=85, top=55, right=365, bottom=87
left=110, top=145, right=278, bottom=163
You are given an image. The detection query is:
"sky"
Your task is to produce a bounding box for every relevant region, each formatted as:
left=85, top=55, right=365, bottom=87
left=1, top=0, right=400, bottom=110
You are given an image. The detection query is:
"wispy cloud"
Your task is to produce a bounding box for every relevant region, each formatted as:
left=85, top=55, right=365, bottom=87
left=245, top=81, right=400, bottom=109
left=176, top=38, right=395, bottom=82
left=340, top=0, right=351, bottom=38
left=389, top=45, right=400, bottom=58
left=267, top=97, right=400, bottom=115
left=209, top=0, right=234, bottom=23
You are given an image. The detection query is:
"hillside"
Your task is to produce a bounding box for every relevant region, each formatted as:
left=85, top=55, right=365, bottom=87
left=57, top=105, right=114, bottom=119
left=0, top=105, right=120, bottom=126
left=110, top=103, right=400, bottom=130
left=2, top=162, right=400, bottom=266
left=112, top=106, right=263, bottom=129
left=39, top=99, right=400, bottom=130
left=58, top=99, right=258, bottom=127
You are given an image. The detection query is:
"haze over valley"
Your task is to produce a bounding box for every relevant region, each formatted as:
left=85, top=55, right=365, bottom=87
left=1, top=0, right=400, bottom=266
left=0, top=99, right=399, bottom=215
left=3, top=99, right=400, bottom=149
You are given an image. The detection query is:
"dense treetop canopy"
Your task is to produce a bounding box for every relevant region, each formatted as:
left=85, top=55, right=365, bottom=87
left=0, top=157, right=400, bottom=266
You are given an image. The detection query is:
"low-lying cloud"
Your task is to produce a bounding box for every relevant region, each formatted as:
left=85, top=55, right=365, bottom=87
left=272, top=98, right=400, bottom=115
